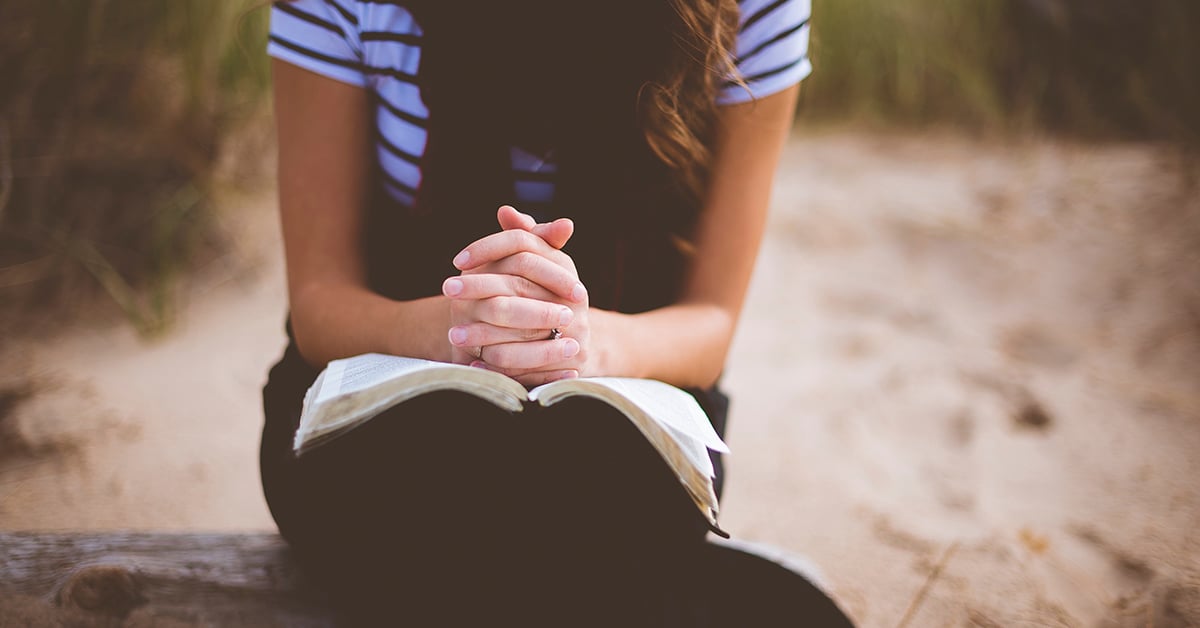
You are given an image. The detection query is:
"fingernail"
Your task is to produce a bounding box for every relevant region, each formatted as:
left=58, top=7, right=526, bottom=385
left=452, top=250, right=470, bottom=268
left=443, top=277, right=464, bottom=297
left=571, top=283, right=587, bottom=303
left=448, top=326, right=468, bottom=345
left=562, top=370, right=579, bottom=380
left=562, top=338, right=580, bottom=359
left=470, top=361, right=488, bottom=369
left=557, top=308, right=573, bottom=327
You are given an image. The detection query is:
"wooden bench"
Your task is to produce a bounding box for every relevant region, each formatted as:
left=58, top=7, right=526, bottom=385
left=1, top=532, right=856, bottom=626
left=0, top=532, right=333, bottom=626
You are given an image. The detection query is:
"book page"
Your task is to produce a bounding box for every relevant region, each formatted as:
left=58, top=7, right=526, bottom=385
left=314, top=353, right=443, bottom=404
left=297, top=355, right=725, bottom=527
left=659, top=422, right=717, bottom=479
left=296, top=354, right=529, bottom=455
left=533, top=378, right=729, bottom=454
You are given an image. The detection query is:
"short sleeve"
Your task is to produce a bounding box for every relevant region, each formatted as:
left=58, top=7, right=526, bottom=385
left=267, top=0, right=367, bottom=88
left=718, top=0, right=812, bottom=105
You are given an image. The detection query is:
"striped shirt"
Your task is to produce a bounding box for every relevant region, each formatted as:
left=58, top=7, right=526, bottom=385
left=268, top=0, right=812, bottom=211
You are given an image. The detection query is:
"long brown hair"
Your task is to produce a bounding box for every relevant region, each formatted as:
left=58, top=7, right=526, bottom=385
left=384, top=0, right=750, bottom=311
left=642, top=0, right=743, bottom=201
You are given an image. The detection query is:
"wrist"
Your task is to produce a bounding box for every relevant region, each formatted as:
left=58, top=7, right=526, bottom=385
left=589, top=309, right=634, bottom=378
left=383, top=295, right=454, bottom=362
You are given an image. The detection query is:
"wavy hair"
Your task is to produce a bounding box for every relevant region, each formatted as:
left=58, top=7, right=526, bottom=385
left=641, top=0, right=744, bottom=202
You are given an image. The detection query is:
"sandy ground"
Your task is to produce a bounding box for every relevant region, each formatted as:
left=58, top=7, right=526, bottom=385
left=2, top=132, right=1199, bottom=626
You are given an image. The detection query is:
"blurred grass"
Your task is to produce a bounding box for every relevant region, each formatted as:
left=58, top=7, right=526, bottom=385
left=1, top=1, right=1197, bottom=331
left=0, top=1, right=271, bottom=334
left=800, top=0, right=1200, bottom=143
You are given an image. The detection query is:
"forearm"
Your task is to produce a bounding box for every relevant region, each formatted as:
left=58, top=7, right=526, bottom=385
left=289, top=282, right=452, bottom=367
left=592, top=87, right=800, bottom=390
left=592, top=304, right=735, bottom=389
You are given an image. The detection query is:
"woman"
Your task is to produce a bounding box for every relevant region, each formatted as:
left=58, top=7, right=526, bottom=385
left=260, top=0, right=851, bottom=625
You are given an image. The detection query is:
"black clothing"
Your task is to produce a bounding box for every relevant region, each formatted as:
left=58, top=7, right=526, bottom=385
left=260, top=3, right=853, bottom=623
left=260, top=342, right=852, bottom=627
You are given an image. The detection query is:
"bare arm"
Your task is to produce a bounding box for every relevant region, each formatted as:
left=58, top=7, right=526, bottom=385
left=593, top=85, right=800, bottom=387
left=452, top=85, right=800, bottom=388
left=274, top=60, right=451, bottom=366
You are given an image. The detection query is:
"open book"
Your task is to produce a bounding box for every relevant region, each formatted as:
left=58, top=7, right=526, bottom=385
left=297, top=353, right=730, bottom=532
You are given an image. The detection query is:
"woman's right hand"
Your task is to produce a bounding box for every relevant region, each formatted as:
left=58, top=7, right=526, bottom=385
left=442, top=207, right=586, bottom=385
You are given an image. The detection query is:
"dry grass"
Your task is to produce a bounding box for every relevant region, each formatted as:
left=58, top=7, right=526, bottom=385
left=801, top=0, right=1200, bottom=143
left=0, top=1, right=271, bottom=334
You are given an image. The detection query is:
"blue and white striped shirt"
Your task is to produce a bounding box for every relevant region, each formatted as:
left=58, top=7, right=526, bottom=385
left=268, top=0, right=812, bottom=209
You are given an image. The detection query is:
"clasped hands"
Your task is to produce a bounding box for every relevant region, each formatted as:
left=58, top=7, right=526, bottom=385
left=443, top=206, right=593, bottom=387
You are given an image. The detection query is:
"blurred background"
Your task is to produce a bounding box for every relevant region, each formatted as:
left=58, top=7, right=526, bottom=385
left=2, top=0, right=1198, bottom=324
left=1, top=1, right=1198, bottom=626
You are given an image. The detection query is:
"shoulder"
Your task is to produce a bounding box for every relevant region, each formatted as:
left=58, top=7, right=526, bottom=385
left=737, top=0, right=811, bottom=34
left=268, top=1, right=425, bottom=89
left=719, top=0, right=812, bottom=105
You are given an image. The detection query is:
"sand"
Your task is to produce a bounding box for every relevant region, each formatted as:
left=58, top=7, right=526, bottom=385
left=2, top=132, right=1198, bottom=626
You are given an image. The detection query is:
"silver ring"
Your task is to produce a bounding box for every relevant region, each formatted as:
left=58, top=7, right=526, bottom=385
left=549, top=328, right=562, bottom=341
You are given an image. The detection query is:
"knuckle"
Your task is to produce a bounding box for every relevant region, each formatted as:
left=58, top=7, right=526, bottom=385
left=515, top=252, right=542, bottom=278
left=512, top=275, right=538, bottom=297
left=480, top=274, right=504, bottom=295
left=486, top=345, right=513, bottom=368
left=489, top=275, right=513, bottom=297
left=549, top=249, right=573, bottom=270
left=489, top=296, right=511, bottom=321
left=515, top=230, right=538, bottom=249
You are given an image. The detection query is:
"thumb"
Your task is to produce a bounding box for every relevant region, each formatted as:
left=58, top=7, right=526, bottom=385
left=496, top=205, right=536, bottom=231
left=496, top=205, right=574, bottom=250
left=531, top=218, right=574, bottom=250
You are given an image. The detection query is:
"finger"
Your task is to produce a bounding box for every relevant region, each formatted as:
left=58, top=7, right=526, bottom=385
left=530, top=218, right=574, bottom=250
left=448, top=322, right=556, bottom=348
left=475, top=337, right=581, bottom=371
left=513, top=369, right=580, bottom=387
left=452, top=345, right=484, bottom=364
left=496, top=205, right=536, bottom=231
left=443, top=273, right=560, bottom=302
left=468, top=362, right=578, bottom=386
left=461, top=254, right=585, bottom=303
left=474, top=296, right=574, bottom=330
left=497, top=205, right=574, bottom=250
left=453, top=229, right=572, bottom=272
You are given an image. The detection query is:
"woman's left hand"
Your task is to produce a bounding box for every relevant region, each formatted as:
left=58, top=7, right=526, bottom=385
left=447, top=207, right=598, bottom=384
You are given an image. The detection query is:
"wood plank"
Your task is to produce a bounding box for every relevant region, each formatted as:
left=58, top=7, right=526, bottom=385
left=0, top=532, right=333, bottom=627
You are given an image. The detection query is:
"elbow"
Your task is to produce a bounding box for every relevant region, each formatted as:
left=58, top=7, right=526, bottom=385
left=289, top=313, right=328, bottom=369
left=691, top=306, right=737, bottom=389
left=693, top=366, right=724, bottom=391
left=695, top=343, right=730, bottom=389
left=287, top=283, right=333, bottom=368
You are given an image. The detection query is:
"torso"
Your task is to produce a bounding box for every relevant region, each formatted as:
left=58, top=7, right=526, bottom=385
left=270, top=0, right=813, bottom=221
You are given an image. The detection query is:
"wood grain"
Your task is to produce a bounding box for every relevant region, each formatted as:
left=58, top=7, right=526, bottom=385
left=0, top=533, right=333, bottom=627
